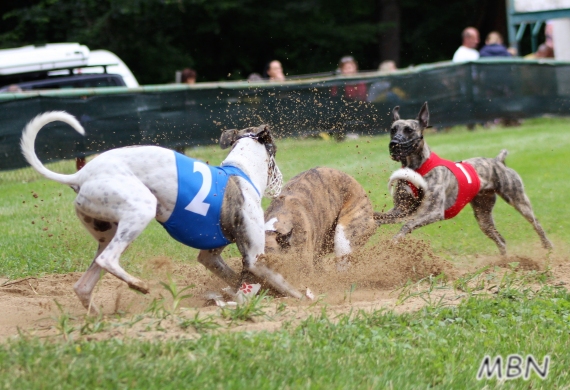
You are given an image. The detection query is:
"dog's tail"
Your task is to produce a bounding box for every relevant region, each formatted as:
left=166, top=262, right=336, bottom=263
left=387, top=168, right=428, bottom=196
left=496, top=149, right=508, bottom=165
left=20, top=111, right=85, bottom=185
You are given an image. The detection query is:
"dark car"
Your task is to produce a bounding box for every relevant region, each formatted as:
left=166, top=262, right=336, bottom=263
left=0, top=73, right=126, bottom=92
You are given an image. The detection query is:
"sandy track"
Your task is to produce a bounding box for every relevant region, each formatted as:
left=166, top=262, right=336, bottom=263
left=1, top=241, right=566, bottom=341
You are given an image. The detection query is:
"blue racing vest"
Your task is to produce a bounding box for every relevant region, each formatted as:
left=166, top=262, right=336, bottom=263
left=160, top=152, right=259, bottom=250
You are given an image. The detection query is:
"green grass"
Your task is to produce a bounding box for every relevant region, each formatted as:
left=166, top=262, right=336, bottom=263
left=1, top=278, right=569, bottom=388
left=1, top=117, right=569, bottom=278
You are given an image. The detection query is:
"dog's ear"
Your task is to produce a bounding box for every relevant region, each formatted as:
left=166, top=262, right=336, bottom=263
left=416, top=102, right=429, bottom=129
left=273, top=217, right=293, bottom=249
left=392, top=106, right=400, bottom=121
left=220, top=129, right=238, bottom=149
left=276, top=229, right=293, bottom=249
left=254, top=124, right=271, bottom=141
left=254, top=124, right=277, bottom=155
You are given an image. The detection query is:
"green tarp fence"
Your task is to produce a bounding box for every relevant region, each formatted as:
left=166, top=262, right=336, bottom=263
left=1, top=59, right=569, bottom=171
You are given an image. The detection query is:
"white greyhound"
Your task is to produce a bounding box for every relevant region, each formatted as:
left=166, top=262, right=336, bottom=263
left=21, top=111, right=302, bottom=312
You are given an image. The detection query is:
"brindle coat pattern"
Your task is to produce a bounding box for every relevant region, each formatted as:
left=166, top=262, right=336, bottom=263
left=375, top=102, right=553, bottom=255
left=264, top=167, right=377, bottom=268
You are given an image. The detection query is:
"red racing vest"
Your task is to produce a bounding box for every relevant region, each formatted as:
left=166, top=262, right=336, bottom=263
left=408, top=152, right=481, bottom=219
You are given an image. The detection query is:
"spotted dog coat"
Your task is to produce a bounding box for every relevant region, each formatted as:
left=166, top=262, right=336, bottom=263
left=21, top=112, right=302, bottom=313
left=264, top=167, right=377, bottom=270
left=375, top=102, right=553, bottom=255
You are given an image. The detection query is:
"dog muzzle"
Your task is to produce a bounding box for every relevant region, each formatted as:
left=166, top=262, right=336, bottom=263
left=389, top=135, right=423, bottom=162
left=265, top=155, right=283, bottom=198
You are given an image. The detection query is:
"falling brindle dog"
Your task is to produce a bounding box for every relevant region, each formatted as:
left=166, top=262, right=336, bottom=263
left=264, top=167, right=377, bottom=271
left=375, top=102, right=553, bottom=255
left=21, top=112, right=302, bottom=313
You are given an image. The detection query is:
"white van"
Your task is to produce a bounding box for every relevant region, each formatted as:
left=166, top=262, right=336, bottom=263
left=0, top=43, right=139, bottom=90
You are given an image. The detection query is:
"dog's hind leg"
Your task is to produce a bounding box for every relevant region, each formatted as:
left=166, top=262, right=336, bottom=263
left=336, top=203, right=377, bottom=271
left=76, top=179, right=157, bottom=294
left=498, top=191, right=553, bottom=251
left=73, top=211, right=118, bottom=313
left=513, top=196, right=553, bottom=250
left=197, top=247, right=240, bottom=288
left=333, top=224, right=353, bottom=271
left=94, top=214, right=155, bottom=294
left=495, top=169, right=553, bottom=251
left=470, top=191, right=507, bottom=256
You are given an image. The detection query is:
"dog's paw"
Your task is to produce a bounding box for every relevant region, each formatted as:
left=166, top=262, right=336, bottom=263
left=128, top=280, right=150, bottom=294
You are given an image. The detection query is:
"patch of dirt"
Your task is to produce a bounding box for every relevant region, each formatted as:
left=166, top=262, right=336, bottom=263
left=491, top=255, right=542, bottom=271
left=263, top=237, right=453, bottom=301
left=0, top=239, right=567, bottom=341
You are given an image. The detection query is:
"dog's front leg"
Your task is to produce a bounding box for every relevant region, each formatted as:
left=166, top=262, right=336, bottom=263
left=393, top=190, right=445, bottom=242
left=237, top=209, right=303, bottom=299
left=197, top=246, right=240, bottom=288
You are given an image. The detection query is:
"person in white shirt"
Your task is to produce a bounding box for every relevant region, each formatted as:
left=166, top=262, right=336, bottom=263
left=452, top=27, right=480, bottom=62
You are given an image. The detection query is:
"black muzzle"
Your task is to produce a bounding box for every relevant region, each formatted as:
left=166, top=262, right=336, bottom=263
left=389, top=135, right=423, bottom=162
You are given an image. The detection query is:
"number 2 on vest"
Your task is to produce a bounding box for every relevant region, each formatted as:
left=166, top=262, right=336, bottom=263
left=185, top=161, right=212, bottom=216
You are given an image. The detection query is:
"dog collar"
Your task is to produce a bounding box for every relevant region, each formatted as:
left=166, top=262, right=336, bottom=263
left=221, top=165, right=260, bottom=196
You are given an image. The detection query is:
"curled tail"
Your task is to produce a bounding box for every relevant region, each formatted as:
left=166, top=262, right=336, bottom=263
left=20, top=111, right=85, bottom=185
left=496, top=149, right=508, bottom=165
left=387, top=168, right=427, bottom=196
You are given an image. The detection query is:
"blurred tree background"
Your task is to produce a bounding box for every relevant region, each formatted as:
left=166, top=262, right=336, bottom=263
left=0, top=0, right=509, bottom=84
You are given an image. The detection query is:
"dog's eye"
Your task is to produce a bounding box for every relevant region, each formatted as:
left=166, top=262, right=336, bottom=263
left=404, top=126, right=413, bottom=133
left=390, top=127, right=397, bottom=135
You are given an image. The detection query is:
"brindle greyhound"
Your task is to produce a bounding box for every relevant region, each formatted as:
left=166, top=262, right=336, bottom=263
left=21, top=112, right=302, bottom=313
left=264, top=167, right=377, bottom=271
left=375, top=102, right=553, bottom=255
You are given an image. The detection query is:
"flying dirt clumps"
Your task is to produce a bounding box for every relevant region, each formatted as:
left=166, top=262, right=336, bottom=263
left=261, top=237, right=452, bottom=296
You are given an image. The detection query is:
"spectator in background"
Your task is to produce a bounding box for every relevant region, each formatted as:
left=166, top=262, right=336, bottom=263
left=378, top=60, right=397, bottom=74
left=264, top=60, right=286, bottom=82
left=537, top=43, right=555, bottom=58
left=520, top=22, right=555, bottom=59
left=247, top=72, right=263, bottom=81
left=332, top=56, right=367, bottom=101
left=479, top=32, right=512, bottom=57
left=523, top=22, right=554, bottom=59
left=368, top=60, right=406, bottom=103
left=181, top=68, right=197, bottom=84
left=452, top=27, right=480, bottom=62
left=329, top=55, right=367, bottom=141
left=525, top=43, right=555, bottom=59
left=545, top=21, right=554, bottom=50
left=338, top=55, right=359, bottom=75
left=175, top=68, right=197, bottom=154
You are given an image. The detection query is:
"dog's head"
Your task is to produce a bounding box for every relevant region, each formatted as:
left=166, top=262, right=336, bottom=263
left=388, top=102, right=429, bottom=162
left=219, top=124, right=276, bottom=157
left=264, top=214, right=306, bottom=255
left=264, top=195, right=312, bottom=255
